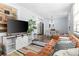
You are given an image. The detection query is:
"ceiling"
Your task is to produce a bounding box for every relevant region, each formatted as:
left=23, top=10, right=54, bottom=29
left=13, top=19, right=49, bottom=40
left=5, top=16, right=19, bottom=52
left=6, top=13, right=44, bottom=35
left=16, top=3, right=73, bottom=18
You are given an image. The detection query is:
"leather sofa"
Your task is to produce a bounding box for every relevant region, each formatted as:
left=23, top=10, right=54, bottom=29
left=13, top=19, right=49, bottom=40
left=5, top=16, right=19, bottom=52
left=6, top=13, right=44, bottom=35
left=25, top=35, right=59, bottom=56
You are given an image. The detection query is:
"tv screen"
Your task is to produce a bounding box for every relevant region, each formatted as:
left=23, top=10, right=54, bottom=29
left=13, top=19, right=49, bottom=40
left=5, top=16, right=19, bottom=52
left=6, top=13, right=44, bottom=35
left=7, top=20, right=28, bottom=33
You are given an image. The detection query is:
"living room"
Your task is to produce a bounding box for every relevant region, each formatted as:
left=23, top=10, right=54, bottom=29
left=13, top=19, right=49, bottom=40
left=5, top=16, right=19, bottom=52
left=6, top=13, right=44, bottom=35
left=0, top=2, right=79, bottom=56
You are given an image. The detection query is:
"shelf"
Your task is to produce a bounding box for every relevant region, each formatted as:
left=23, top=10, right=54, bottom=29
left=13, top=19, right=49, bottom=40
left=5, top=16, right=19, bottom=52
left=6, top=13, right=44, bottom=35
left=0, top=24, right=7, bottom=27
left=0, top=29, right=7, bottom=31
left=5, top=43, right=16, bottom=46
left=6, top=48, right=16, bottom=53
left=0, top=21, right=7, bottom=24
left=0, top=8, right=16, bottom=17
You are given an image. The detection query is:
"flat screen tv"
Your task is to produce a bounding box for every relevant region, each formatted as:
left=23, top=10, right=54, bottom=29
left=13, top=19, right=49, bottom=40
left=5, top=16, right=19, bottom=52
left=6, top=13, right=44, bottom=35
left=7, top=20, right=28, bottom=33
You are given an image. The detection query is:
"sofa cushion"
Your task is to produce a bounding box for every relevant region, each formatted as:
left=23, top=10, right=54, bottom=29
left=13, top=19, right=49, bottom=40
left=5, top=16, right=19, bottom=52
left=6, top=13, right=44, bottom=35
left=59, top=37, right=70, bottom=41
left=55, top=37, right=76, bottom=51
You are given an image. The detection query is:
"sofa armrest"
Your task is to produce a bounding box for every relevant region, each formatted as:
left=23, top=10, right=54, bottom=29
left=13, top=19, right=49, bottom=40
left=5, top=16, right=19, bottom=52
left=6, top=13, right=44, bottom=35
left=25, top=52, right=38, bottom=56
left=69, top=34, right=79, bottom=48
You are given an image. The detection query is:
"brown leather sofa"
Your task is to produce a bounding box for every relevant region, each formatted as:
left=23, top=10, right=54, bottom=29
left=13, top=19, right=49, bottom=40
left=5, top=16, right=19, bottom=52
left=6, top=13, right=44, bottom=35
left=25, top=35, right=59, bottom=56
left=69, top=34, right=79, bottom=48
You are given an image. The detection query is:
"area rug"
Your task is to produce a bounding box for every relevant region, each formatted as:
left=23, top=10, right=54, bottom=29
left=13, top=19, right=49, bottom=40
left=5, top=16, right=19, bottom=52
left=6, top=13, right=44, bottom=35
left=7, top=44, right=42, bottom=56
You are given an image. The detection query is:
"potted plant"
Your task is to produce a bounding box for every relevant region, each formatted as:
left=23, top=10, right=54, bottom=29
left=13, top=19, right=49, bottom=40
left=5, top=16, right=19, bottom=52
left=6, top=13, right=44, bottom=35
left=27, top=19, right=36, bottom=34
left=27, top=19, right=36, bottom=41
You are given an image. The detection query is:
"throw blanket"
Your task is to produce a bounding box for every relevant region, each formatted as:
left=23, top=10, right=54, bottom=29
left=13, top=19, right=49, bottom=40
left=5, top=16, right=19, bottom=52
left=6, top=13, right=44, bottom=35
left=53, top=48, right=79, bottom=56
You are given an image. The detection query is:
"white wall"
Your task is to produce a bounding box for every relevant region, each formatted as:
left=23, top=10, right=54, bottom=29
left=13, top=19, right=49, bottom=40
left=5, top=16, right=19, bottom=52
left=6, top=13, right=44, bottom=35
left=5, top=3, right=39, bottom=21
left=44, top=17, right=68, bottom=35
left=68, top=5, right=73, bottom=34
left=54, top=17, right=68, bottom=34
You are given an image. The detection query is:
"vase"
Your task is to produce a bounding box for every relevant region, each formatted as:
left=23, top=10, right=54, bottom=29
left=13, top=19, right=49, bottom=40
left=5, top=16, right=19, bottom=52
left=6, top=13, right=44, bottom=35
left=27, top=33, right=33, bottom=44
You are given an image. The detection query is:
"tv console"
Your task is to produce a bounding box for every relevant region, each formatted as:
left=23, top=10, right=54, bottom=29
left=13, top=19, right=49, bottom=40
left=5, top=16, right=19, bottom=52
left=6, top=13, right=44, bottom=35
left=1, top=33, right=31, bottom=55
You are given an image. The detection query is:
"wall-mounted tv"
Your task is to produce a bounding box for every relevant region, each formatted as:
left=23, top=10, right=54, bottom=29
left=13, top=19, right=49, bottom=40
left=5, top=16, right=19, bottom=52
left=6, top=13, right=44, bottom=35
left=7, top=19, right=28, bottom=33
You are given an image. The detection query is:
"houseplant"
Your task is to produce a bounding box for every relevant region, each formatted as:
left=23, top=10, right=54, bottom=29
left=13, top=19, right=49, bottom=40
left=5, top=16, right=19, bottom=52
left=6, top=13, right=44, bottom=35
left=27, top=19, right=36, bottom=34
left=27, top=18, right=36, bottom=42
